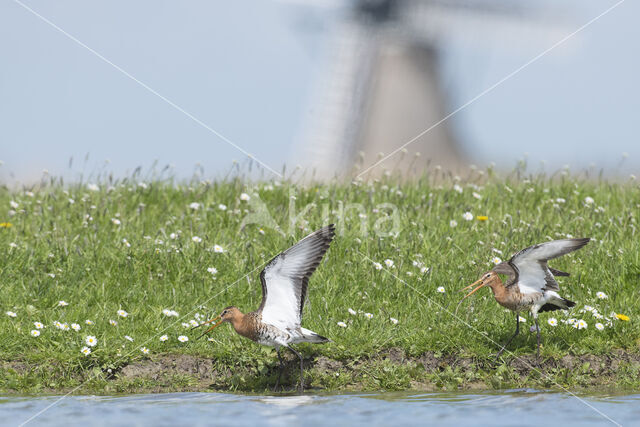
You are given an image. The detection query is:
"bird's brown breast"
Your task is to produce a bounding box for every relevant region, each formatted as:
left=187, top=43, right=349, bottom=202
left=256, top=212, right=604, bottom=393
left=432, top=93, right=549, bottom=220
left=232, top=312, right=261, bottom=341
left=490, top=277, right=541, bottom=311
left=494, top=288, right=543, bottom=311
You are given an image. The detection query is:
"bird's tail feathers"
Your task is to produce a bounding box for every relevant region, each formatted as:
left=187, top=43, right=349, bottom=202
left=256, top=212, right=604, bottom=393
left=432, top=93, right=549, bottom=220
left=539, top=297, right=575, bottom=313
left=296, top=327, right=331, bottom=343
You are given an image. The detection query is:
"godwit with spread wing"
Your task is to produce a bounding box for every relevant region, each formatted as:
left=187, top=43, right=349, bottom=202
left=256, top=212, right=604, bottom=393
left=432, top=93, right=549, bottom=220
left=197, top=224, right=335, bottom=391
left=460, top=238, right=590, bottom=360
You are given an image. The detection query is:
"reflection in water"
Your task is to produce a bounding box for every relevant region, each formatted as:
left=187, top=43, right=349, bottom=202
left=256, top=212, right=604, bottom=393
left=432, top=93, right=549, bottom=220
left=2, top=390, right=639, bottom=427
left=258, top=395, right=315, bottom=408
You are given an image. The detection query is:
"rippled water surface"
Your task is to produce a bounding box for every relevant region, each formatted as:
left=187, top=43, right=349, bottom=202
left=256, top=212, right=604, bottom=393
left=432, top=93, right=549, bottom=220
left=3, top=390, right=638, bottom=426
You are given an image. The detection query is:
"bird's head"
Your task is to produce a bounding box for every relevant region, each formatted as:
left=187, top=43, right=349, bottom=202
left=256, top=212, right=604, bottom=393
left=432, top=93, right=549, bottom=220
left=460, top=271, right=502, bottom=301
left=196, top=306, right=242, bottom=339
left=219, top=306, right=241, bottom=322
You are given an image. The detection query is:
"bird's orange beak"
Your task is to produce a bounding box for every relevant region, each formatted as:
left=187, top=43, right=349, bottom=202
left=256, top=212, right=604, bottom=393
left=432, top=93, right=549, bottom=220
left=460, top=278, right=487, bottom=301
left=195, top=315, right=222, bottom=339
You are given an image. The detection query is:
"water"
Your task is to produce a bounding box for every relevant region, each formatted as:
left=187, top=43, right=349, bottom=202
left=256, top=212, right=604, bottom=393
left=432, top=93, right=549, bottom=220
left=2, top=390, right=638, bottom=427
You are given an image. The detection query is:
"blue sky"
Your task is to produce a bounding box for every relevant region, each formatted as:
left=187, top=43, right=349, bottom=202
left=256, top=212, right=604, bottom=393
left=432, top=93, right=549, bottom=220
left=1, top=0, right=638, bottom=183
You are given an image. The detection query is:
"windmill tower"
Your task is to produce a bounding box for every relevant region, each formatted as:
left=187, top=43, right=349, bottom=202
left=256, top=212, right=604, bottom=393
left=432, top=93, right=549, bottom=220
left=293, top=0, right=566, bottom=179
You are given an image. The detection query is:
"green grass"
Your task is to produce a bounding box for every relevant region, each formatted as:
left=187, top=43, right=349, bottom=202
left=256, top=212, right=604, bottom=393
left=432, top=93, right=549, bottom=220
left=1, top=168, right=639, bottom=393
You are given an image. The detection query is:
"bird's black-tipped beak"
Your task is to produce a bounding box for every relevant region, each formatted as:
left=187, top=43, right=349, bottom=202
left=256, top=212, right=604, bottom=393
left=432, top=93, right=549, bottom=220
left=195, top=315, right=222, bottom=339
left=460, top=278, right=486, bottom=300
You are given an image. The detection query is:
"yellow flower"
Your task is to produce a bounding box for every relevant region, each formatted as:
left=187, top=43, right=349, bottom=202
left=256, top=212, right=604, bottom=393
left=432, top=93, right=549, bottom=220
left=0, top=222, right=12, bottom=228
left=616, top=313, right=630, bottom=321
left=476, top=216, right=488, bottom=221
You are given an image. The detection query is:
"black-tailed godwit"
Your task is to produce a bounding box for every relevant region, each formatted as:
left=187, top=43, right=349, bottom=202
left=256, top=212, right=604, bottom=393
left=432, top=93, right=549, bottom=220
left=460, top=238, right=590, bottom=360
left=197, top=224, right=335, bottom=391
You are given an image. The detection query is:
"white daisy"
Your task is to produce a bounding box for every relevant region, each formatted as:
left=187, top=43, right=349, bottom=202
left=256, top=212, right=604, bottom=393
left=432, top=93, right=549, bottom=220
left=162, top=309, right=179, bottom=317
left=213, top=245, right=224, bottom=253
left=117, top=309, right=128, bottom=318
left=81, top=346, right=91, bottom=356
left=348, top=308, right=357, bottom=315
left=547, top=318, right=557, bottom=326
left=449, top=220, right=458, bottom=228
left=85, top=336, right=98, bottom=347
left=596, top=291, right=608, bottom=299
left=71, top=323, right=81, bottom=332
left=462, top=212, right=473, bottom=221
left=373, top=262, right=382, bottom=270
left=30, top=330, right=40, bottom=337
left=437, top=286, right=445, bottom=293
left=239, top=193, right=250, bottom=201
left=390, top=317, right=398, bottom=325
left=192, top=236, right=202, bottom=243
left=207, top=267, right=218, bottom=275
left=574, top=319, right=588, bottom=329
left=364, top=313, right=373, bottom=319
left=337, top=321, right=347, bottom=328
left=178, top=335, right=189, bottom=343
left=160, top=335, right=169, bottom=342
left=6, top=311, right=17, bottom=318
left=34, top=322, right=44, bottom=329
left=595, top=323, right=605, bottom=331
left=58, top=301, right=69, bottom=307
left=140, top=347, right=150, bottom=354
left=384, top=259, right=394, bottom=268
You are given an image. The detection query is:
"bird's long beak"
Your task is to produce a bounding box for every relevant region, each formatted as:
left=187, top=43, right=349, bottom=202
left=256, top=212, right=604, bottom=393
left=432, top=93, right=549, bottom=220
left=460, top=278, right=486, bottom=301
left=195, top=315, right=222, bottom=339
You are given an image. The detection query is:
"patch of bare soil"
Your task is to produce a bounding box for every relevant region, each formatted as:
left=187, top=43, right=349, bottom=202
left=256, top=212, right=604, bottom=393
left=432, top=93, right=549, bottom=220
left=119, top=354, right=216, bottom=381
left=6, top=348, right=638, bottom=393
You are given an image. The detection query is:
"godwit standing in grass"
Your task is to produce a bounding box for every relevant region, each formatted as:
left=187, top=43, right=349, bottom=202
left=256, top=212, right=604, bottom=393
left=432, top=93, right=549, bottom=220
left=460, top=238, right=590, bottom=360
left=197, top=224, right=335, bottom=392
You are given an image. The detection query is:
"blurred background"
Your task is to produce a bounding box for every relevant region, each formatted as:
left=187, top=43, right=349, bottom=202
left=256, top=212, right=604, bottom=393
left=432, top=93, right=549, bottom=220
left=0, top=0, right=638, bottom=184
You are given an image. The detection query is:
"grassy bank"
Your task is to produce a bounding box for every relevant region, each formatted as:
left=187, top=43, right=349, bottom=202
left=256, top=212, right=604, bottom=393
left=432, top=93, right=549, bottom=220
left=1, top=170, right=639, bottom=393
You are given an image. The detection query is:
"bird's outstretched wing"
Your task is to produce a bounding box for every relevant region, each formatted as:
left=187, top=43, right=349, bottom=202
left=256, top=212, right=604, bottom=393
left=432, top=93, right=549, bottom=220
left=258, top=224, right=335, bottom=330
left=508, top=238, right=590, bottom=293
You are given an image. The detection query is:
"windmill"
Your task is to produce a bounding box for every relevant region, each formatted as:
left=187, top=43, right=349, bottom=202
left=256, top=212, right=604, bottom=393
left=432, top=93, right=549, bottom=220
left=290, top=0, right=568, bottom=179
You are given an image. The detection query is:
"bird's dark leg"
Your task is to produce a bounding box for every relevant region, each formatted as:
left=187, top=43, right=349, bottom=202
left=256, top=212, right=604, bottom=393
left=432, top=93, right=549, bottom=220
left=535, top=318, right=541, bottom=363
left=496, top=313, right=520, bottom=359
left=273, top=347, right=284, bottom=392
left=287, top=345, right=304, bottom=393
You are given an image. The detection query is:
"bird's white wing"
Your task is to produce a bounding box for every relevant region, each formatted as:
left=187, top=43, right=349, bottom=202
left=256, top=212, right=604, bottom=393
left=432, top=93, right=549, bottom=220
left=510, top=238, right=590, bottom=294
left=258, top=225, right=335, bottom=331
